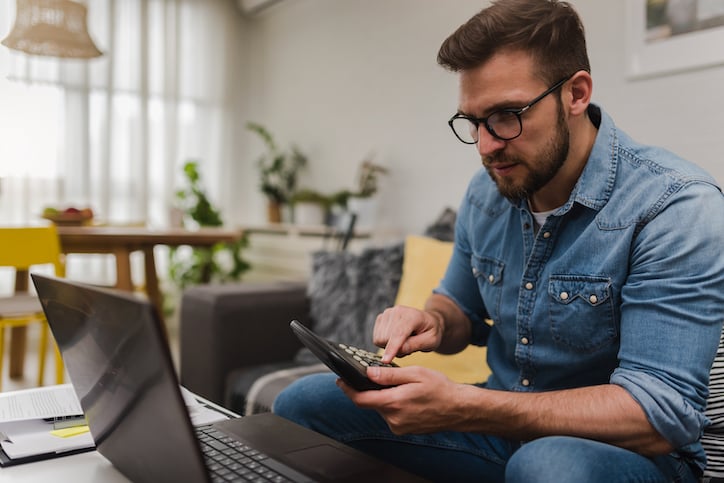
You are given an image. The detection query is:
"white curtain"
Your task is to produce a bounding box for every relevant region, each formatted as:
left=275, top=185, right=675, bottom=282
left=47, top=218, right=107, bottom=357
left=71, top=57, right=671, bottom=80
left=0, top=0, right=245, bottom=227
left=0, top=0, right=246, bottom=296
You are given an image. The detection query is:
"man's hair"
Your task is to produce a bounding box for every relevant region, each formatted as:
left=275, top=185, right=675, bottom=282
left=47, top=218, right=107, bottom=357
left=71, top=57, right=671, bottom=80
left=437, top=0, right=590, bottom=84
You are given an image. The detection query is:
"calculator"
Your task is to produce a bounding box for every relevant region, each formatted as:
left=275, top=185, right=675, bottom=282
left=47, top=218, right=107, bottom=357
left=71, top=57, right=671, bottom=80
left=289, top=320, right=398, bottom=391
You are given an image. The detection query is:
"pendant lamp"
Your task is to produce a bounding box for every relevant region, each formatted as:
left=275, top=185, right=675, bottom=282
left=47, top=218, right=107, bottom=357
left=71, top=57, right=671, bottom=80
left=1, top=0, right=102, bottom=59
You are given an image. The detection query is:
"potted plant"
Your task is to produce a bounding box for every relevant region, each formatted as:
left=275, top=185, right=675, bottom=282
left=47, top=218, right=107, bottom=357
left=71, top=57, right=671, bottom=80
left=354, top=158, right=389, bottom=198
left=174, top=161, right=223, bottom=228
left=169, top=161, right=250, bottom=297
left=246, top=122, right=308, bottom=223
left=346, top=158, right=388, bottom=228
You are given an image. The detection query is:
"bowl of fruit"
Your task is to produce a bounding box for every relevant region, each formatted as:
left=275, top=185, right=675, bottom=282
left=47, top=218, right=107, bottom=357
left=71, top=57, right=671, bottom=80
left=42, top=206, right=94, bottom=226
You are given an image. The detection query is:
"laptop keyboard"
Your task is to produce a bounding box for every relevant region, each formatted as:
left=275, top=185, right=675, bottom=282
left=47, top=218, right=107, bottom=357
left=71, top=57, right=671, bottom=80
left=196, top=425, right=301, bottom=482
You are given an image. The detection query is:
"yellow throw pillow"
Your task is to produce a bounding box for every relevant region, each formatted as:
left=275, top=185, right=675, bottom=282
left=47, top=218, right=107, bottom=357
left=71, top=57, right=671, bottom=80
left=391, top=235, right=490, bottom=384
left=394, top=235, right=454, bottom=309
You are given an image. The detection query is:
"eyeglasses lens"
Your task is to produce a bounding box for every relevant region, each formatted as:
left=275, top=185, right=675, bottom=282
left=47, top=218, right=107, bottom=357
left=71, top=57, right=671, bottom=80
left=451, top=112, right=522, bottom=144
left=488, top=112, right=522, bottom=140
left=450, top=117, right=478, bottom=144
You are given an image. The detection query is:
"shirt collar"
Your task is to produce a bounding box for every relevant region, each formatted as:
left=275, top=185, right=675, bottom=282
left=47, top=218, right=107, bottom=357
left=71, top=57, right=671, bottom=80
left=556, top=103, right=617, bottom=215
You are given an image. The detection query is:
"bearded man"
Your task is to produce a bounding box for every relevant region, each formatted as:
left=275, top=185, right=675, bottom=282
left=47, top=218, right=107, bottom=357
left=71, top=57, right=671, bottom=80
left=274, top=1, right=724, bottom=481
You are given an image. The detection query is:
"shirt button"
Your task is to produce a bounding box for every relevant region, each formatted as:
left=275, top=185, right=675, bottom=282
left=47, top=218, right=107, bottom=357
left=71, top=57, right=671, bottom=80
left=488, top=274, right=495, bottom=283
left=521, top=379, right=530, bottom=387
left=560, top=291, right=569, bottom=300
left=589, top=294, right=598, bottom=304
left=525, top=282, right=534, bottom=290
left=543, top=231, right=551, bottom=239
left=520, top=337, right=529, bottom=345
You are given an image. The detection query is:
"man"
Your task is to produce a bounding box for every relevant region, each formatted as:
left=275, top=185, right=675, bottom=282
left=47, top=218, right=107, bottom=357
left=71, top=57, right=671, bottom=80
left=273, top=1, right=724, bottom=481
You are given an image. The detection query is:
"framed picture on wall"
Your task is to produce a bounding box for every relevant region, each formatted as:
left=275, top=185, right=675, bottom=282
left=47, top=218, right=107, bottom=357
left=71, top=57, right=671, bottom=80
left=626, top=0, right=724, bottom=79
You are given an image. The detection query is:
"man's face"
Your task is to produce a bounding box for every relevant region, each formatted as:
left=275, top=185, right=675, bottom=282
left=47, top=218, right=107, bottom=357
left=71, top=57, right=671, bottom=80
left=485, top=100, right=569, bottom=202
left=458, top=51, right=570, bottom=204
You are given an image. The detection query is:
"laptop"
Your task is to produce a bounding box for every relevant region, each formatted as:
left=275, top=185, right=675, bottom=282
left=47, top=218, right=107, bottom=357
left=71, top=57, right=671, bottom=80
left=31, top=274, right=424, bottom=483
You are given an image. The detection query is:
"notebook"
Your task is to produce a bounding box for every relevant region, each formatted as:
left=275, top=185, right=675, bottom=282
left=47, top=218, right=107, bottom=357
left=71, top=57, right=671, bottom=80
left=31, top=274, right=423, bottom=483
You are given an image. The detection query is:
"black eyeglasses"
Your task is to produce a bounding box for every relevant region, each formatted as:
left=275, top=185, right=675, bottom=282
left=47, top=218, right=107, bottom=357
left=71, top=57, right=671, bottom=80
left=447, top=74, right=573, bottom=144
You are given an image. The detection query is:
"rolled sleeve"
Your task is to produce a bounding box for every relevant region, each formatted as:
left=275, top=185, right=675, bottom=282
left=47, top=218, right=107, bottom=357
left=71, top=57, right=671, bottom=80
left=612, top=182, right=724, bottom=463
left=611, top=369, right=709, bottom=449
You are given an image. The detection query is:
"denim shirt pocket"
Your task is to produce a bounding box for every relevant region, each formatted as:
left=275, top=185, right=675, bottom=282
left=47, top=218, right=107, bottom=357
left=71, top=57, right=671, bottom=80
left=472, top=255, right=504, bottom=324
left=548, top=275, right=617, bottom=352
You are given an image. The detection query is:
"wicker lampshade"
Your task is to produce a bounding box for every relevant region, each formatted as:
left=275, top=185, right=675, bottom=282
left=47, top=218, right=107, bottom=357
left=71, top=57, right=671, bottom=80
left=1, top=0, right=102, bottom=59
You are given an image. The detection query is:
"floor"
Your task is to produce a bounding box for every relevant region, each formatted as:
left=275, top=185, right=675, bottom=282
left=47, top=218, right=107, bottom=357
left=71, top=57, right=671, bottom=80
left=1, top=320, right=181, bottom=394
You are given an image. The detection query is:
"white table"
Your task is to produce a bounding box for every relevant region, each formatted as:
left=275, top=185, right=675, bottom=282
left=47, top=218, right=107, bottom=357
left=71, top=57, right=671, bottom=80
left=1, top=388, right=236, bottom=482
left=2, top=451, right=130, bottom=482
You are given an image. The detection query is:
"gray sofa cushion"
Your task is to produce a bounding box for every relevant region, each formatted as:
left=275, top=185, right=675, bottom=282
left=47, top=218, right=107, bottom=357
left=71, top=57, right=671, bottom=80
left=294, top=242, right=404, bottom=364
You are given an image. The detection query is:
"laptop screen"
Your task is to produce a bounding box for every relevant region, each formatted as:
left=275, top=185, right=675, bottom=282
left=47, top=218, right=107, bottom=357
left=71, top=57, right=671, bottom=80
left=32, top=274, right=209, bottom=483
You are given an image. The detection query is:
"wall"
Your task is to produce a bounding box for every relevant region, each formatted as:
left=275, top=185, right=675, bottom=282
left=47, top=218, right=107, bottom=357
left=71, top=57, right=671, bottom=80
left=575, top=1, right=724, bottom=185
left=235, top=0, right=724, bottom=236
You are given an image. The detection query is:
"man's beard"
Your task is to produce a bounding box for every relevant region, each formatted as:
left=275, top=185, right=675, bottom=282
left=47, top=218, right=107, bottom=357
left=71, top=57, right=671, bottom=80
left=483, top=102, right=570, bottom=203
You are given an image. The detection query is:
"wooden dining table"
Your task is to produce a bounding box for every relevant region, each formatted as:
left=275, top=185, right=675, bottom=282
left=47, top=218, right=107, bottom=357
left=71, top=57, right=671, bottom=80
left=56, top=225, right=245, bottom=312
left=9, top=225, right=245, bottom=378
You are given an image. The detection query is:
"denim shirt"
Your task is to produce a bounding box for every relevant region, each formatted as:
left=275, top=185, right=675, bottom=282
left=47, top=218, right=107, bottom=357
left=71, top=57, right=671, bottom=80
left=435, top=104, right=724, bottom=470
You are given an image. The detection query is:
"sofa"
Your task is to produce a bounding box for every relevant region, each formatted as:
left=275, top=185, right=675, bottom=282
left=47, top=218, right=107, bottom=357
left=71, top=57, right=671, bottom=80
left=179, top=231, right=489, bottom=413
left=178, top=228, right=724, bottom=482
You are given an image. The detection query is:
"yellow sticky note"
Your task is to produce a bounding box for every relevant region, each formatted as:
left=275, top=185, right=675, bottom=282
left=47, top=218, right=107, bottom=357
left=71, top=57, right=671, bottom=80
left=50, top=425, right=90, bottom=438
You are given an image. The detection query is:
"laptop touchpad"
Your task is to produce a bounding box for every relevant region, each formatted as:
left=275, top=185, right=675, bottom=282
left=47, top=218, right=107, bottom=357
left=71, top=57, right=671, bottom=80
left=285, top=444, right=374, bottom=479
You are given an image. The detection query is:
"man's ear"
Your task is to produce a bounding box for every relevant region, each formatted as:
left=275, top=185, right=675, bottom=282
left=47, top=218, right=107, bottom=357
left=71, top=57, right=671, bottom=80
left=567, top=70, right=592, bottom=117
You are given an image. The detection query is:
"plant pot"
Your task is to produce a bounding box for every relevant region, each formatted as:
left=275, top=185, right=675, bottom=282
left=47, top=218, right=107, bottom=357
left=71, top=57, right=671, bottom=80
left=267, top=201, right=282, bottom=223
left=294, top=202, right=326, bottom=226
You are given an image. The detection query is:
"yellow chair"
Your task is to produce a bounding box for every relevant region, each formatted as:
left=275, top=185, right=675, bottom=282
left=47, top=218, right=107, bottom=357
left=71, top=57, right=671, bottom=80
left=0, top=225, right=65, bottom=391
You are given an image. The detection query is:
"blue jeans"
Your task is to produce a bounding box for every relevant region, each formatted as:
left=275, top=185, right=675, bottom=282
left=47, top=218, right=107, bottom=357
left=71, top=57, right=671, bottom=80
left=272, top=373, right=699, bottom=483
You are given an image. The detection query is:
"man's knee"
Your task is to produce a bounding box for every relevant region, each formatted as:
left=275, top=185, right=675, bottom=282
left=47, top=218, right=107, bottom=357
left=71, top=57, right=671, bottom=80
left=505, top=436, right=609, bottom=483
left=272, top=372, right=341, bottom=425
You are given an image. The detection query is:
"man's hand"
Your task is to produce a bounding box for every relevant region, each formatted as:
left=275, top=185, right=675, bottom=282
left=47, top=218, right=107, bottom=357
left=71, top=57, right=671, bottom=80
left=373, top=305, right=444, bottom=363
left=337, top=365, right=466, bottom=435
left=373, top=293, right=474, bottom=363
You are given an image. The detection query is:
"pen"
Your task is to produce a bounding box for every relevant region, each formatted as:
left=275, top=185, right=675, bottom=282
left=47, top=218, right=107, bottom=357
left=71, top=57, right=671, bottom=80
left=0, top=430, right=11, bottom=443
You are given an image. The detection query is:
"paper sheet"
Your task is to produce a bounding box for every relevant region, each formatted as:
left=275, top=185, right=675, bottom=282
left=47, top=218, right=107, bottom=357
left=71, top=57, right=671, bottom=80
left=0, top=419, right=94, bottom=459
left=0, top=384, right=83, bottom=423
